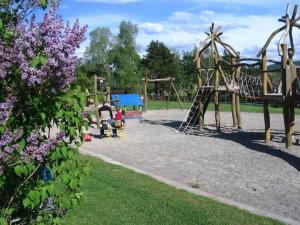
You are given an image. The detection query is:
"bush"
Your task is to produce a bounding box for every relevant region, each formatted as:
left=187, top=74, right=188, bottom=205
left=0, top=1, right=89, bottom=224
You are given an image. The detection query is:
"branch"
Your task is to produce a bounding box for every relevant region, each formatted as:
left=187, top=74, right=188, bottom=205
left=4, top=163, right=41, bottom=215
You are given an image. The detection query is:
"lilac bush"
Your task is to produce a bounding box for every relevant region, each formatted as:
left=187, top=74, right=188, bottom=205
left=0, top=1, right=89, bottom=224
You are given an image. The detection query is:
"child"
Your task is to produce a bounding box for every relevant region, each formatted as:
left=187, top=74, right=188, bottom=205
left=115, top=107, right=125, bottom=126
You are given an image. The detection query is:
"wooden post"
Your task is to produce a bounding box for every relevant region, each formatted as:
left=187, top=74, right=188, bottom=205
left=235, top=55, right=242, bottom=129
left=166, top=78, right=172, bottom=110
left=290, top=62, right=297, bottom=142
left=196, top=57, right=202, bottom=88
left=171, top=81, right=184, bottom=110
left=263, top=101, right=271, bottom=144
left=215, top=69, right=221, bottom=130
left=281, top=44, right=292, bottom=148
left=231, top=57, right=237, bottom=127
left=235, top=95, right=241, bottom=129
left=262, top=51, right=271, bottom=143
left=212, top=40, right=221, bottom=130
left=199, top=98, right=204, bottom=130
left=94, top=75, right=100, bottom=129
left=144, top=78, right=148, bottom=112
left=106, top=86, right=111, bottom=104
left=231, top=94, right=237, bottom=127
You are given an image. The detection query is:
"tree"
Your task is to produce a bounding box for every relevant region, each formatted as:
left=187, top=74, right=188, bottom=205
left=179, top=50, right=198, bottom=98
left=110, top=21, right=141, bottom=92
left=142, top=41, right=181, bottom=97
left=84, top=27, right=114, bottom=85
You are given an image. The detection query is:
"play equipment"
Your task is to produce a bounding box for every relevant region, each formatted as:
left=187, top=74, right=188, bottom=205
left=179, top=4, right=300, bottom=148
left=142, top=77, right=184, bottom=111
left=111, top=94, right=143, bottom=119
left=85, top=75, right=112, bottom=129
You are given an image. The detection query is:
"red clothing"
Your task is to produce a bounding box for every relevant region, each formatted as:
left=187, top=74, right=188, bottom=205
left=115, top=110, right=123, bottom=120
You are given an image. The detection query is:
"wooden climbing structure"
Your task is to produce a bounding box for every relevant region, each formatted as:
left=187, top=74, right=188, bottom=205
left=179, top=4, right=300, bottom=148
left=142, top=77, right=184, bottom=112
left=178, top=23, right=261, bottom=134
left=257, top=4, right=300, bottom=148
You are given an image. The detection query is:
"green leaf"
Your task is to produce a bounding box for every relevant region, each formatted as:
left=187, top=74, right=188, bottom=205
left=47, top=184, right=56, bottom=195
left=26, top=163, right=36, bottom=173
left=69, top=127, right=77, bottom=137
left=67, top=150, right=74, bottom=159
left=40, top=112, right=46, bottom=122
left=61, top=147, right=68, bottom=158
left=71, top=198, right=78, bottom=207
left=75, top=192, right=83, bottom=200
left=0, top=217, right=8, bottom=225
left=4, top=31, right=14, bottom=40
left=53, top=217, right=61, bottom=225
left=69, top=179, right=77, bottom=190
left=14, top=165, right=22, bottom=177
left=0, top=19, right=3, bottom=30
left=22, top=166, right=29, bottom=176
left=18, top=139, right=26, bottom=151
left=28, top=190, right=40, bottom=205
left=39, top=0, right=48, bottom=9
left=61, top=173, right=69, bottom=183
left=30, top=56, right=39, bottom=67
left=39, top=55, right=47, bottom=66
left=23, top=198, right=31, bottom=208
left=6, top=208, right=14, bottom=216
left=41, top=188, right=48, bottom=201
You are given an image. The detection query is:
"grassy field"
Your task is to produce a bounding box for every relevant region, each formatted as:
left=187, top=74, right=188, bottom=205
left=62, top=154, right=283, bottom=225
left=146, top=100, right=300, bottom=114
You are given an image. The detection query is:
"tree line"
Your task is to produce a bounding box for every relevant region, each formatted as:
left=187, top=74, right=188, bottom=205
left=77, top=20, right=264, bottom=101
left=76, top=20, right=198, bottom=100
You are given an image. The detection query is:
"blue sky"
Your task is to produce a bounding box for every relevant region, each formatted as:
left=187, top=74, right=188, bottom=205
left=57, top=0, right=300, bottom=59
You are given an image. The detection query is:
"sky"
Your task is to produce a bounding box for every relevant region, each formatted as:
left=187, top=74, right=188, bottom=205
left=56, top=0, right=300, bottom=59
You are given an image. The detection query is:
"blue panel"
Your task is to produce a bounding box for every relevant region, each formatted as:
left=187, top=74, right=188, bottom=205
left=111, top=94, right=144, bottom=107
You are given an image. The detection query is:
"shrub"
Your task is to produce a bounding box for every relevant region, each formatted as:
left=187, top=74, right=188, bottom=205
left=0, top=1, right=89, bottom=224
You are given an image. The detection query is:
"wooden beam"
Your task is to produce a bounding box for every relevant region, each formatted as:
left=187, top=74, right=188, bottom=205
left=141, top=77, right=174, bottom=82
left=262, top=51, right=270, bottom=143
left=281, top=44, right=292, bottom=148
left=94, top=75, right=100, bottom=129
left=166, top=78, right=172, bottom=110
left=143, top=78, right=148, bottom=112
left=171, top=81, right=184, bottom=110
left=263, top=101, right=271, bottom=144
left=231, top=94, right=237, bottom=127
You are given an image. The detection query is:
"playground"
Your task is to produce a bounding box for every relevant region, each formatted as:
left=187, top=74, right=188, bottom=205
left=81, top=109, right=300, bottom=223
left=78, top=6, right=300, bottom=224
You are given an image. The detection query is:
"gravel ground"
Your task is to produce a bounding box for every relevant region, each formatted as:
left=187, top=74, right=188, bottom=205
left=81, top=110, right=300, bottom=223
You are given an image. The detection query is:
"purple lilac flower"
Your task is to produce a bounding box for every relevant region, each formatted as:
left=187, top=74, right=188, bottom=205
left=0, top=97, right=17, bottom=124
left=0, top=5, right=87, bottom=91
left=0, top=128, right=23, bottom=162
left=22, top=131, right=65, bottom=162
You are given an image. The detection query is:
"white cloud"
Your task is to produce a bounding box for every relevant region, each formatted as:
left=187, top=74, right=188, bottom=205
left=74, top=0, right=141, bottom=3
left=68, top=13, right=130, bottom=31
left=139, top=23, right=164, bottom=34
left=168, top=11, right=194, bottom=22
left=73, top=7, right=300, bottom=60
left=187, top=0, right=290, bottom=7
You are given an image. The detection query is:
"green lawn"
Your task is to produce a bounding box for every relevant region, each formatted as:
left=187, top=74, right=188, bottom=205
left=62, top=155, right=283, bottom=225
left=147, top=100, right=300, bottom=114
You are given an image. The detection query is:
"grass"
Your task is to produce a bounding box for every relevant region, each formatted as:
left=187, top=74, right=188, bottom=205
left=62, top=154, right=283, bottom=225
left=147, top=100, right=300, bottom=114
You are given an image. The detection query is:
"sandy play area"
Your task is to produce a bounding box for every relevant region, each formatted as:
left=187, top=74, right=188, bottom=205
left=81, top=109, right=300, bottom=223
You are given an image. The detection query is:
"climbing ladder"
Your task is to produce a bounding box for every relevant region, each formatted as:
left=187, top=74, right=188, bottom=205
left=178, top=88, right=214, bottom=134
